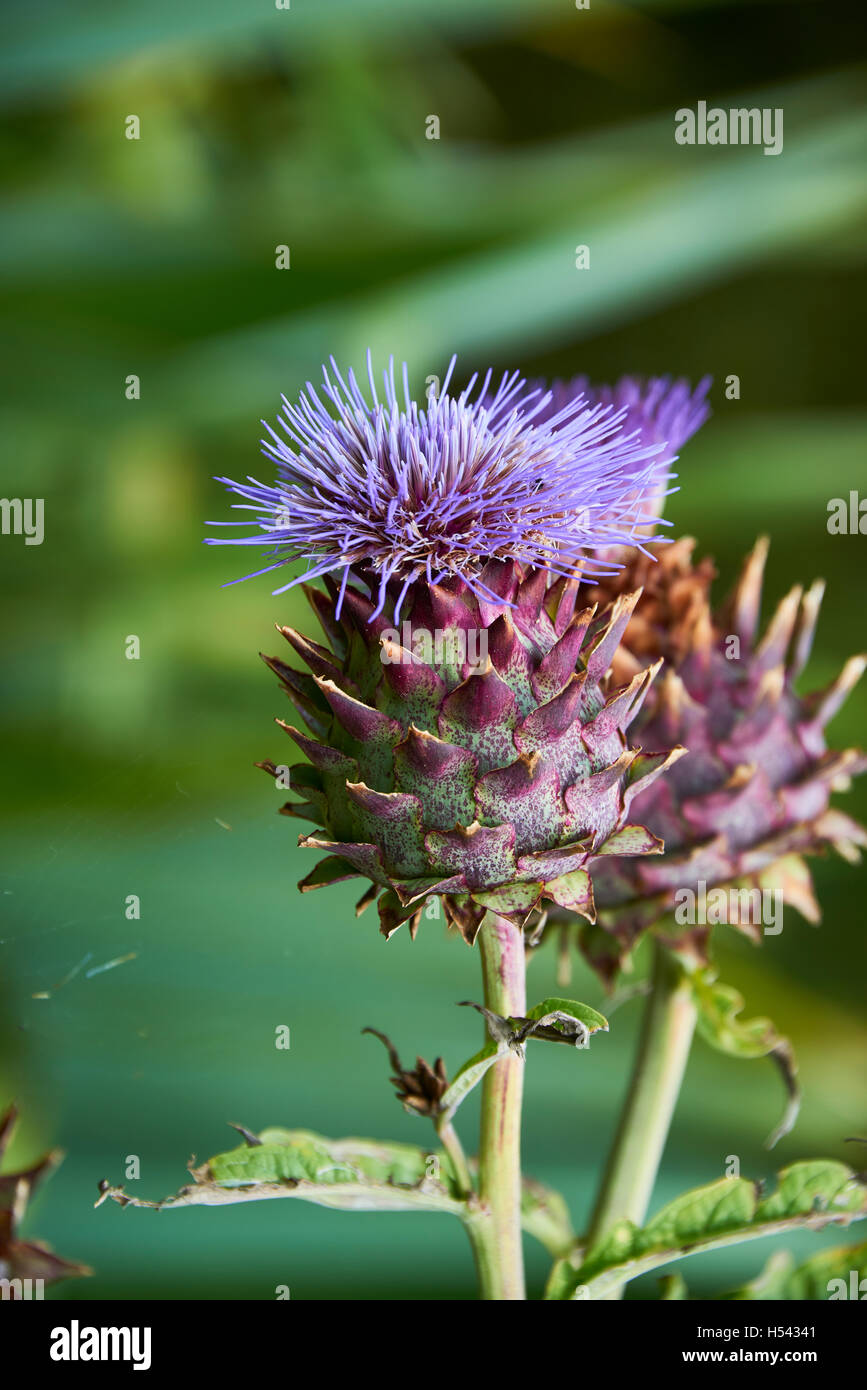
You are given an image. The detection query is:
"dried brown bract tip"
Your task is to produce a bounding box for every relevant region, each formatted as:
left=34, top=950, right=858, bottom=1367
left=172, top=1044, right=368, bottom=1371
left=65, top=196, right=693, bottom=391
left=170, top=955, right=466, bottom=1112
left=363, top=1028, right=449, bottom=1117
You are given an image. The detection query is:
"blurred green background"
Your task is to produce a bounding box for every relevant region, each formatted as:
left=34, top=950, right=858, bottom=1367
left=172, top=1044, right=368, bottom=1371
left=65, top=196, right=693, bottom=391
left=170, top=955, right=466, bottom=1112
left=1, top=0, right=865, bottom=1300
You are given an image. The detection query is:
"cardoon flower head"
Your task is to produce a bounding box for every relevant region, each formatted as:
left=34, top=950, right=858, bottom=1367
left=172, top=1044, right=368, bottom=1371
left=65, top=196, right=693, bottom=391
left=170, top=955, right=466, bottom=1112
left=549, top=373, right=712, bottom=454
left=567, top=538, right=867, bottom=983
left=206, top=355, right=674, bottom=620
left=535, top=373, right=712, bottom=525
left=208, top=356, right=699, bottom=943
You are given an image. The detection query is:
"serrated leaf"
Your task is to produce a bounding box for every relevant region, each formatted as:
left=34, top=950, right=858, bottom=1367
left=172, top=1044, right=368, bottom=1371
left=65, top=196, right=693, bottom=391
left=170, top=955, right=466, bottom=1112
left=756, top=1159, right=864, bottom=1220
left=723, top=1240, right=867, bottom=1301
left=689, top=964, right=800, bottom=1148
left=545, top=1160, right=867, bottom=1300
left=97, top=1124, right=580, bottom=1252
left=97, top=1128, right=466, bottom=1216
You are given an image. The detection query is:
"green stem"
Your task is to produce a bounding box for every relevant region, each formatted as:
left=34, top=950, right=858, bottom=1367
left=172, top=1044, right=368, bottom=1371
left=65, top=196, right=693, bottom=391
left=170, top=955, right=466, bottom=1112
left=472, top=911, right=527, bottom=1301
left=586, top=939, right=697, bottom=1299
left=436, top=1116, right=473, bottom=1199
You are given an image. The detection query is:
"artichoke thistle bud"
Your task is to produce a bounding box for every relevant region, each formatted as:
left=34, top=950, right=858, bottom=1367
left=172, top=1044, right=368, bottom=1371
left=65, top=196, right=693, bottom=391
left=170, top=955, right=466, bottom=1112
left=208, top=356, right=693, bottom=945
left=577, top=537, right=867, bottom=981
left=263, top=561, right=683, bottom=942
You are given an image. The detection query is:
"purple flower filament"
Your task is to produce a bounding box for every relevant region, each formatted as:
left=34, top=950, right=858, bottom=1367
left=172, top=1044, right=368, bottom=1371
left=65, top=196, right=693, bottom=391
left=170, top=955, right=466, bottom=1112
left=206, top=353, right=683, bottom=620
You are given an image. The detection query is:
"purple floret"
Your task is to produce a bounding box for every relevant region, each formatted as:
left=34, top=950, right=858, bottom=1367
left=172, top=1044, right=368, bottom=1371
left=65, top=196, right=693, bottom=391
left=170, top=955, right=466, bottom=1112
left=548, top=374, right=710, bottom=452
left=206, top=354, right=682, bottom=619
left=540, top=373, right=712, bottom=521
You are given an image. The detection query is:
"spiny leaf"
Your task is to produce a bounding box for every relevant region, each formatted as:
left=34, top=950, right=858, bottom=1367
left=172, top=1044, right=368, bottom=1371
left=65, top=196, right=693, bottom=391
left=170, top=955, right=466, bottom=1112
left=96, top=1122, right=577, bottom=1253
left=688, top=964, right=800, bottom=1148
left=96, top=1127, right=466, bottom=1216
left=545, top=1160, right=867, bottom=1301
left=722, top=1240, right=867, bottom=1301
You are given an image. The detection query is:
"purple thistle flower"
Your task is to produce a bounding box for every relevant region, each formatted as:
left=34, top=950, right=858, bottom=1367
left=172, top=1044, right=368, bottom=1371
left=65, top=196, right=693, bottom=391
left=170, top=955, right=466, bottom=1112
left=206, top=354, right=673, bottom=620
left=544, top=374, right=711, bottom=455
left=537, top=373, right=713, bottom=523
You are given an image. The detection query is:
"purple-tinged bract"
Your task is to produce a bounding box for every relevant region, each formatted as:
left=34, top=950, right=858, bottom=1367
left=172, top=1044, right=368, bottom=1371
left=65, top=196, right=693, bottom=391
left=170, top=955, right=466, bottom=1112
left=260, top=561, right=684, bottom=944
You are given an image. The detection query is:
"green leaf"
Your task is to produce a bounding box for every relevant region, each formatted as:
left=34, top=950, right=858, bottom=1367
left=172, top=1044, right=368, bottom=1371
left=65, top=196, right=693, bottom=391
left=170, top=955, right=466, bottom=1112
left=210, top=1131, right=359, bottom=1186
left=524, top=998, right=610, bottom=1043
left=722, top=1240, right=867, bottom=1301
left=438, top=999, right=608, bottom=1126
left=440, top=996, right=608, bottom=1123
left=521, top=1176, right=575, bottom=1258
left=96, top=1128, right=466, bottom=1216
left=756, top=1159, right=864, bottom=1221
left=545, top=1161, right=867, bottom=1300
left=658, top=1272, right=689, bottom=1300
left=460, top=997, right=609, bottom=1052
left=438, top=1040, right=503, bottom=1122
left=97, top=1123, right=579, bottom=1255
left=689, top=965, right=800, bottom=1148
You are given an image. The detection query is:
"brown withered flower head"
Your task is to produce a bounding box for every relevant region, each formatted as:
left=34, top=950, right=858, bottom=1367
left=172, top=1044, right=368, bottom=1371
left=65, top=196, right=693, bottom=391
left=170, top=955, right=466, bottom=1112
left=363, top=1028, right=449, bottom=1117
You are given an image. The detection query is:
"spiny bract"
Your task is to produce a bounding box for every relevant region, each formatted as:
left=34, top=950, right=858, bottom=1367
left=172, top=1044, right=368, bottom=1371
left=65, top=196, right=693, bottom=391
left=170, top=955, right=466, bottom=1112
left=260, top=559, right=684, bottom=944
left=575, top=537, right=867, bottom=981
